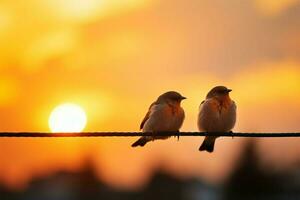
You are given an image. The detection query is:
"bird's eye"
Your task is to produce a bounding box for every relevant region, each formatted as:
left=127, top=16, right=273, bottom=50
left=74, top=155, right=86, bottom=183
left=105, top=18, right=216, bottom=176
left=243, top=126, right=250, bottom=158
left=172, top=97, right=180, bottom=101
left=218, top=90, right=227, bottom=94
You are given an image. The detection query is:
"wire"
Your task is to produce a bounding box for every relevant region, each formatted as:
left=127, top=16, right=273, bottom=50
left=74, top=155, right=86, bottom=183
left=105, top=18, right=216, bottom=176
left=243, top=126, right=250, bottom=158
left=0, top=132, right=299, bottom=137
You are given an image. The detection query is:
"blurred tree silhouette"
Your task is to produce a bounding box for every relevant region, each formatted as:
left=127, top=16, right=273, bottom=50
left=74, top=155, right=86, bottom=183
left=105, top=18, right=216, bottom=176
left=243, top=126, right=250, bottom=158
left=224, top=140, right=300, bottom=200
left=0, top=158, right=219, bottom=200
left=1, top=142, right=300, bottom=200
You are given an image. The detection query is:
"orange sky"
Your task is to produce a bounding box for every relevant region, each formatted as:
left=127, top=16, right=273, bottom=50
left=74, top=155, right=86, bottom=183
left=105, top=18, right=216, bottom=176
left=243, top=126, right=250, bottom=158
left=0, top=0, right=300, bottom=189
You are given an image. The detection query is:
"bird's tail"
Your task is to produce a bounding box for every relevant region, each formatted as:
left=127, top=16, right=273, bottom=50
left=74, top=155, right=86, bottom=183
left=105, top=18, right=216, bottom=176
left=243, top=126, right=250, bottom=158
left=199, top=136, right=216, bottom=153
left=131, top=137, right=150, bottom=147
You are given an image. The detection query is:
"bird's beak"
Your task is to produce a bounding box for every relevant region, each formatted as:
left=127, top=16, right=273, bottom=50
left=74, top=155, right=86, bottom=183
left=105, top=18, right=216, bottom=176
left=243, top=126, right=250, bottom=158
left=227, top=89, right=232, bottom=93
left=181, top=96, right=187, bottom=100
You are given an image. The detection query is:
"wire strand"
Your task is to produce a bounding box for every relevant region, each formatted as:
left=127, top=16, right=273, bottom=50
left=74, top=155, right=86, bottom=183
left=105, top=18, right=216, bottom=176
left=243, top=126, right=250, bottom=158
left=0, top=132, right=300, bottom=137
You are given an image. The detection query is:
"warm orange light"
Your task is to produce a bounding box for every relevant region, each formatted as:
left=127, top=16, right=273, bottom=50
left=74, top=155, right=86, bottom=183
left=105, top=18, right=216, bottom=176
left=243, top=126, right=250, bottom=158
left=49, top=103, right=87, bottom=133
left=255, top=0, right=298, bottom=16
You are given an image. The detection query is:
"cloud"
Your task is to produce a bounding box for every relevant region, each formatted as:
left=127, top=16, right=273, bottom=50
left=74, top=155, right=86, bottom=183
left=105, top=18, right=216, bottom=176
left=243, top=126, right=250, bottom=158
left=254, top=0, right=300, bottom=16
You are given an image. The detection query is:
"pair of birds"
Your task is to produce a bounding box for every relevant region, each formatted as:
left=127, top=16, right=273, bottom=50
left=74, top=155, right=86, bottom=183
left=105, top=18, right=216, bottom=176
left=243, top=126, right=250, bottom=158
left=131, top=86, right=237, bottom=153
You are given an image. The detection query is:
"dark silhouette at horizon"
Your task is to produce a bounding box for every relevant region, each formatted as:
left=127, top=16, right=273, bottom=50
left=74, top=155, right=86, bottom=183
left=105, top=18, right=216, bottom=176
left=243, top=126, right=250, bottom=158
left=1, top=141, right=300, bottom=200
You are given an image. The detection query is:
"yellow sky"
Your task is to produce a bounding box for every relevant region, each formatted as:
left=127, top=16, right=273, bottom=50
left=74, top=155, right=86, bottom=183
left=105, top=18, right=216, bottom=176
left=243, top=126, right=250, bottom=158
left=0, top=0, right=300, bottom=189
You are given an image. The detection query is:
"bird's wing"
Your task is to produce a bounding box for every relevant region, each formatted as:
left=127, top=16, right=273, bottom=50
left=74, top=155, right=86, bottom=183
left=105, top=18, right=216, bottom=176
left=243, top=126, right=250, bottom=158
left=198, top=100, right=206, bottom=111
left=198, top=98, right=221, bottom=132
left=232, top=101, right=237, bottom=110
left=140, top=102, right=156, bottom=130
left=230, top=100, right=237, bottom=123
left=199, top=98, right=220, bottom=117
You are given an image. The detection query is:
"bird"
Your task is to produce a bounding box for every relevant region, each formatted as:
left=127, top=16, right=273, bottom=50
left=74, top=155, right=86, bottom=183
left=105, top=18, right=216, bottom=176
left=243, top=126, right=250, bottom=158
left=198, top=86, right=236, bottom=153
left=131, top=91, right=186, bottom=147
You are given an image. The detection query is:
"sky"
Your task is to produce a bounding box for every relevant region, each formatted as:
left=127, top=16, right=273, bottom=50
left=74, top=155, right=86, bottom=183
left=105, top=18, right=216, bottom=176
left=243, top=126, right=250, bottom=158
left=0, top=0, right=300, bottom=189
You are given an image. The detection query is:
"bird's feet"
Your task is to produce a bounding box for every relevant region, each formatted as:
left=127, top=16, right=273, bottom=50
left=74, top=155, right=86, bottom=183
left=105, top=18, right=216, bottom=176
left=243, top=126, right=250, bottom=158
left=151, top=131, right=156, bottom=141
left=230, top=131, right=234, bottom=139
left=175, top=130, right=180, bottom=141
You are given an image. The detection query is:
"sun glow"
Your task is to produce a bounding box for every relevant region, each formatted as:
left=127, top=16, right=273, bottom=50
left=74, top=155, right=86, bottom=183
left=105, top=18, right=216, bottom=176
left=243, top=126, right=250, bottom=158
left=49, top=103, right=87, bottom=133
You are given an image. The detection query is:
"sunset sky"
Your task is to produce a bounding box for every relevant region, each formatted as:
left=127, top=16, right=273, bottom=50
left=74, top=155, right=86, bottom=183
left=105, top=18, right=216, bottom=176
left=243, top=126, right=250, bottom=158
left=0, top=0, right=300, bottom=190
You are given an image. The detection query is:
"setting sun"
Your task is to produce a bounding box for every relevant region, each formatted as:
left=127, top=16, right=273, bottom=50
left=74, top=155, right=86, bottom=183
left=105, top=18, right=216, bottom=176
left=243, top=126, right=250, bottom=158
left=49, top=103, right=87, bottom=133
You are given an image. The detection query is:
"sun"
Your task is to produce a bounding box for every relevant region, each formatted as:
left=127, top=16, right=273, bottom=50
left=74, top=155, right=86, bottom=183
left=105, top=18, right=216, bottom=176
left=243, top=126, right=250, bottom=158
left=49, top=103, right=87, bottom=133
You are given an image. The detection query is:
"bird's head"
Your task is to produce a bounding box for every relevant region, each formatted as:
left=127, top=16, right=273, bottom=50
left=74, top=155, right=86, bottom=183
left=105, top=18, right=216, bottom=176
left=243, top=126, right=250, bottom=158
left=157, top=91, right=186, bottom=105
left=206, top=86, right=232, bottom=99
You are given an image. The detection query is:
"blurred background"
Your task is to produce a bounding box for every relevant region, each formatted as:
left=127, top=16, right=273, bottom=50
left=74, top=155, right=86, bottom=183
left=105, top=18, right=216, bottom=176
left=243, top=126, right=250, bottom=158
left=0, top=0, right=300, bottom=199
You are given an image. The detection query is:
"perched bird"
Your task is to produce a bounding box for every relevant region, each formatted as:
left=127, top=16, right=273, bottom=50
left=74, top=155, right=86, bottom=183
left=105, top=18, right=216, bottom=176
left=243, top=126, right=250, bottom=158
left=132, top=91, right=186, bottom=147
left=198, top=86, right=236, bottom=152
